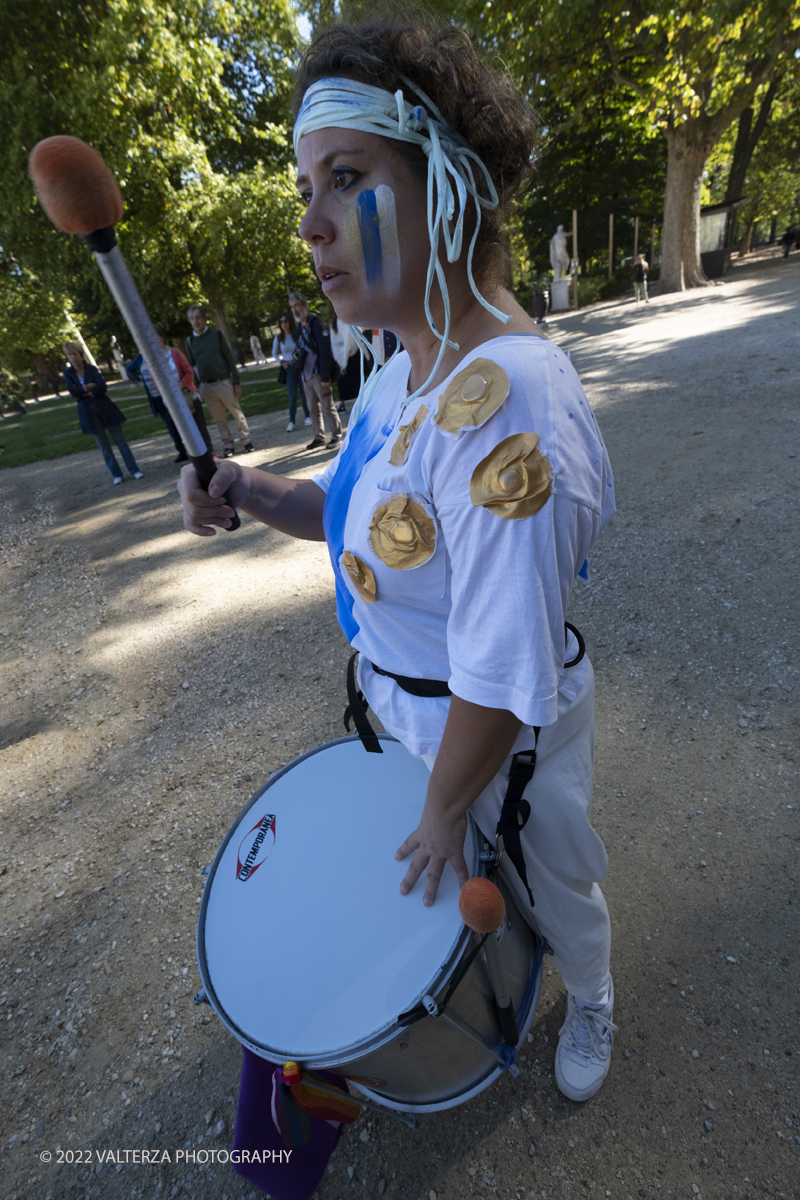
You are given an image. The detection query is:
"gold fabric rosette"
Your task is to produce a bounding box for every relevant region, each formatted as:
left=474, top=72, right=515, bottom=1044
left=470, top=432, right=553, bottom=519
left=389, top=405, right=429, bottom=466
left=342, top=551, right=376, bottom=603
left=368, top=494, right=436, bottom=569
left=434, top=358, right=510, bottom=434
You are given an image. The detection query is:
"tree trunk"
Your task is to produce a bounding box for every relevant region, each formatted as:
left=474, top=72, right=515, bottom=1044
left=724, top=79, right=779, bottom=204
left=738, top=215, right=755, bottom=257
left=660, top=131, right=709, bottom=293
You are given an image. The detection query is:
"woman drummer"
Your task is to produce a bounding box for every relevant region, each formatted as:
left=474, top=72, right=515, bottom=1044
left=179, top=18, right=617, bottom=1103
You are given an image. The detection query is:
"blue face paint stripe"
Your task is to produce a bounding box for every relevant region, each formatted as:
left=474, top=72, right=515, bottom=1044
left=357, top=190, right=383, bottom=286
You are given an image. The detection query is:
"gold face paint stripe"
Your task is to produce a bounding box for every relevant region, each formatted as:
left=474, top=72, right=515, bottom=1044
left=470, top=432, right=553, bottom=519
left=342, top=204, right=366, bottom=278
left=389, top=405, right=429, bottom=466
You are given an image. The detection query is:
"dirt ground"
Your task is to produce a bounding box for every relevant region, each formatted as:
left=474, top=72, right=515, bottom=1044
left=1, top=250, right=798, bottom=1200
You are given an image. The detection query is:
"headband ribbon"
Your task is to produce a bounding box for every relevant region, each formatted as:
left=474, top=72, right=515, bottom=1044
left=294, top=76, right=511, bottom=422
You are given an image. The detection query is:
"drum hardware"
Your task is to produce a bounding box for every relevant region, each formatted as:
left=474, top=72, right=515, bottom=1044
left=421, top=994, right=519, bottom=1076
left=201, top=866, right=211, bottom=876
left=193, top=989, right=210, bottom=1006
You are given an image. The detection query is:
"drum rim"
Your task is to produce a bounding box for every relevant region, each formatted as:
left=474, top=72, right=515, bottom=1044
left=196, top=733, right=482, bottom=1067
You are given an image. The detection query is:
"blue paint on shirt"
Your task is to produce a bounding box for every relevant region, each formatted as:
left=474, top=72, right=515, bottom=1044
left=323, top=405, right=394, bottom=641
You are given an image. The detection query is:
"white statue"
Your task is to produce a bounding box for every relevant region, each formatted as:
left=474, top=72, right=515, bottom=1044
left=549, top=225, right=570, bottom=280
left=110, top=335, right=129, bottom=382
left=250, top=334, right=268, bottom=365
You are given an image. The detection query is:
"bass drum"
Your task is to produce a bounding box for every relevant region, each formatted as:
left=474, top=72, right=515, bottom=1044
left=197, top=736, right=543, bottom=1113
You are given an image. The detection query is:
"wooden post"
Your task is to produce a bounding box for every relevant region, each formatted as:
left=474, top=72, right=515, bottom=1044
left=572, top=208, right=579, bottom=309
left=608, top=213, right=614, bottom=279
left=633, top=216, right=640, bottom=261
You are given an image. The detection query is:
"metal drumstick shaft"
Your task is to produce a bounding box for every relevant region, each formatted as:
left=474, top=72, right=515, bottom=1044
left=93, top=244, right=205, bottom=456
left=84, top=227, right=240, bottom=527
left=483, top=936, right=519, bottom=1047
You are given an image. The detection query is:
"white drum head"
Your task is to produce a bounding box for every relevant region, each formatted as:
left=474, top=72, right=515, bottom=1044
left=201, top=738, right=477, bottom=1059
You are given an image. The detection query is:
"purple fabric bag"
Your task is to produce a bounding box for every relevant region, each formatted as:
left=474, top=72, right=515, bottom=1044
left=233, top=1046, right=345, bottom=1199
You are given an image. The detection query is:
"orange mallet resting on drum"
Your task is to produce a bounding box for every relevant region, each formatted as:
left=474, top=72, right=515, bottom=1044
left=459, top=877, right=520, bottom=1048
left=27, top=136, right=239, bottom=528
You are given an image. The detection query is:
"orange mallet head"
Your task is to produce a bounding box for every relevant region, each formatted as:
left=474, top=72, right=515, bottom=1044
left=459, top=877, right=506, bottom=934
left=29, top=136, right=124, bottom=235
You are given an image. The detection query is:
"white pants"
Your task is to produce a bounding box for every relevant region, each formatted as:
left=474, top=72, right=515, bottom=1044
left=423, top=661, right=611, bottom=1003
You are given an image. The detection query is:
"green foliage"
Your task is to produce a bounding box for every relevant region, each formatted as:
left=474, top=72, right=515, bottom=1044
left=705, top=74, right=800, bottom=239
left=0, top=262, right=75, bottom=372
left=0, top=0, right=309, bottom=364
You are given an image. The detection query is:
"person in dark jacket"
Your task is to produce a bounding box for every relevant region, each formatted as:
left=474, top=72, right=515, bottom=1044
left=63, top=343, right=143, bottom=484
left=288, top=291, right=342, bottom=450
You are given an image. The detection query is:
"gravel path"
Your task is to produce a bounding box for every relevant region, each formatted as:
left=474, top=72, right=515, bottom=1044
left=1, top=251, right=798, bottom=1200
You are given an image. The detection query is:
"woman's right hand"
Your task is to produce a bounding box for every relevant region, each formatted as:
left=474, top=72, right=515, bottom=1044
left=177, top=459, right=248, bottom=537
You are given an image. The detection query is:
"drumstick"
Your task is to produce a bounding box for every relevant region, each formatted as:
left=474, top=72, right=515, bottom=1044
left=28, top=136, right=239, bottom=530
left=459, top=877, right=519, bottom=1047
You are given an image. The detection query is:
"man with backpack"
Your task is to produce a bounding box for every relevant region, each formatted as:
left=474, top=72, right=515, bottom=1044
left=288, top=292, right=342, bottom=451
left=184, top=305, right=254, bottom=457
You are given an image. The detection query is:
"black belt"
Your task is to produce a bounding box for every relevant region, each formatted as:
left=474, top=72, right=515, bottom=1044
left=343, top=622, right=587, bottom=909
left=201, top=377, right=230, bottom=384
left=363, top=622, right=585, bottom=703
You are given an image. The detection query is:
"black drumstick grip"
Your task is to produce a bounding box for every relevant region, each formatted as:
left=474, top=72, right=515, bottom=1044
left=192, top=449, right=241, bottom=531
left=495, top=999, right=520, bottom=1048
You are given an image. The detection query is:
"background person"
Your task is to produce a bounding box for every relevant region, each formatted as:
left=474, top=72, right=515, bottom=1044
left=63, top=342, right=142, bottom=485
left=288, top=291, right=342, bottom=450
left=250, top=333, right=268, bottom=365
left=179, top=17, right=616, bottom=1107
left=330, top=313, right=361, bottom=413
left=632, top=254, right=649, bottom=303
left=131, top=326, right=213, bottom=462
left=272, top=312, right=311, bottom=432
left=184, top=305, right=254, bottom=457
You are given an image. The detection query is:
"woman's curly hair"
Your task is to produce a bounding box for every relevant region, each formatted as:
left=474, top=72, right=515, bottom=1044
left=293, top=17, right=536, bottom=285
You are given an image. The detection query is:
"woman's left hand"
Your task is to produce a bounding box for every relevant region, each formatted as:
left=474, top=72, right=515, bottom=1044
left=395, top=801, right=470, bottom=906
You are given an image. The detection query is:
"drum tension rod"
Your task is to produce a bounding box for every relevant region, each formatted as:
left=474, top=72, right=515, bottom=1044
left=479, top=840, right=503, bottom=867
left=422, top=995, right=519, bottom=1077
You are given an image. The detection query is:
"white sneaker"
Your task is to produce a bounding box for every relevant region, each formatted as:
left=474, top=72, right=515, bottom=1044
left=555, top=978, right=617, bottom=1102
left=286, top=422, right=295, bottom=432
left=132, top=471, right=144, bottom=479
left=112, top=476, right=123, bottom=485
left=304, top=417, right=312, bottom=427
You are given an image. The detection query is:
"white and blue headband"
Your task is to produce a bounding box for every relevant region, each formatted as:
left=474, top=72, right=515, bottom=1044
left=294, top=76, right=511, bottom=422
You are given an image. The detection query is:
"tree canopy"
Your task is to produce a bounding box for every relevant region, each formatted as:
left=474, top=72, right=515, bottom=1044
left=0, top=0, right=315, bottom=366
left=457, top=0, right=800, bottom=290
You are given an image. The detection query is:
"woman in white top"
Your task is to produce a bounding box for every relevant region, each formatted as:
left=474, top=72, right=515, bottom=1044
left=179, top=17, right=617, bottom=1103
left=272, top=312, right=310, bottom=431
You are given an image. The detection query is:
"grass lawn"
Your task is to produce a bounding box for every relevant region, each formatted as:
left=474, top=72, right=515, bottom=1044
left=0, top=366, right=287, bottom=470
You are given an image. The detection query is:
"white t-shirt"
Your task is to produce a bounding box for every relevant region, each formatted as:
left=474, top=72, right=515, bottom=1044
left=315, top=333, right=615, bottom=757
left=272, top=333, right=298, bottom=362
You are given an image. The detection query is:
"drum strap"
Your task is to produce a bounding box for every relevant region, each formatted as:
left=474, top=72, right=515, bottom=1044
left=344, top=652, right=384, bottom=753
left=496, top=739, right=540, bottom=908
left=345, top=625, right=586, bottom=898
